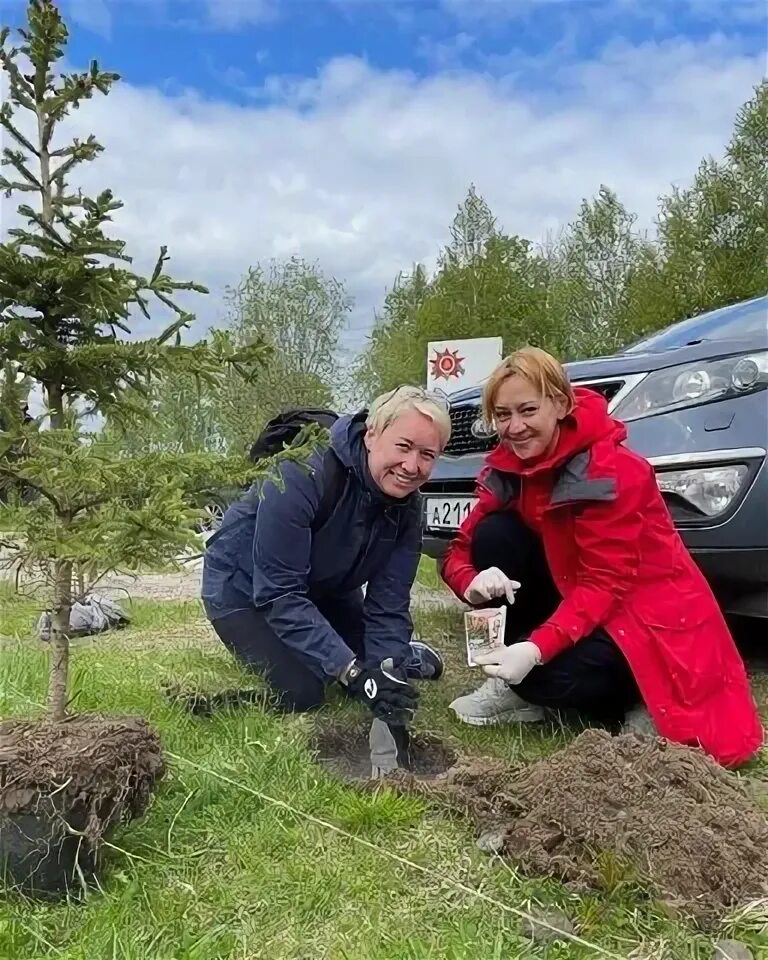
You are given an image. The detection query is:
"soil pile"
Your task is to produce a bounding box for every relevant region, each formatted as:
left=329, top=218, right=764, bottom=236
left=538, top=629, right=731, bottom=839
left=397, top=729, right=768, bottom=926
left=0, top=714, right=165, bottom=839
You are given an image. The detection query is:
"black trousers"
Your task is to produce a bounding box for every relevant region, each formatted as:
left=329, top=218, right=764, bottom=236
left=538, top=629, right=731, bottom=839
left=471, top=511, right=639, bottom=725
left=211, top=592, right=365, bottom=713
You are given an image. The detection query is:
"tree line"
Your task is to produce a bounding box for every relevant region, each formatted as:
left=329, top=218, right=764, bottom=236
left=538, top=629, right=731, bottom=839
left=115, top=79, right=766, bottom=455
left=359, top=80, right=767, bottom=396
left=4, top=66, right=766, bottom=458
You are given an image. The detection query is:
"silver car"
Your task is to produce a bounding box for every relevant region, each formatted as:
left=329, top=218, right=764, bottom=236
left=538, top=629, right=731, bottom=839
left=421, top=295, right=768, bottom=621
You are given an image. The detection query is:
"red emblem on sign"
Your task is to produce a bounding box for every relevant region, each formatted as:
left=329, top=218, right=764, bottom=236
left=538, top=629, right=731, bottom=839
left=430, top=347, right=465, bottom=381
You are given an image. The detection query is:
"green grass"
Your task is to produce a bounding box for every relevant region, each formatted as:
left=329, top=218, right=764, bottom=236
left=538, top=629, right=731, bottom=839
left=415, top=555, right=445, bottom=592
left=1, top=591, right=767, bottom=959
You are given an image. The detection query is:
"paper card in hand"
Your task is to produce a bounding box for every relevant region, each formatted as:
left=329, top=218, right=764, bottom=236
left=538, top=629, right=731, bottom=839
left=464, top=606, right=507, bottom=666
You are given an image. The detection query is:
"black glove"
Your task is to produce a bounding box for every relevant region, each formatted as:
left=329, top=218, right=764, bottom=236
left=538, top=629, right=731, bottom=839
left=342, top=657, right=419, bottom=724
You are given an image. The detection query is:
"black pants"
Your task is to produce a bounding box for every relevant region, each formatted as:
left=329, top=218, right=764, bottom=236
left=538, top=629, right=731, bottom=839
left=212, top=592, right=365, bottom=713
left=471, top=511, right=639, bottom=725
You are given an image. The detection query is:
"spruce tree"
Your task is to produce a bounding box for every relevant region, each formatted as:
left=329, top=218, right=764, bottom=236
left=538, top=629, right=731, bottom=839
left=0, top=0, right=307, bottom=720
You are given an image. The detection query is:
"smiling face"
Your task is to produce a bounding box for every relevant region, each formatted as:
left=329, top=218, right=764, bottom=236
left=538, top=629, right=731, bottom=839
left=493, top=375, right=568, bottom=460
left=364, top=408, right=444, bottom=498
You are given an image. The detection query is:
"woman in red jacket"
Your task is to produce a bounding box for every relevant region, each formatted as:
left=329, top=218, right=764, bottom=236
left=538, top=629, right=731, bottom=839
left=442, top=346, right=763, bottom=767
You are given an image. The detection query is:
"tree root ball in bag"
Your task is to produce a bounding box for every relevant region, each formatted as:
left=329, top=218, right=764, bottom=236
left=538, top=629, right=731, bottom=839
left=0, top=715, right=165, bottom=898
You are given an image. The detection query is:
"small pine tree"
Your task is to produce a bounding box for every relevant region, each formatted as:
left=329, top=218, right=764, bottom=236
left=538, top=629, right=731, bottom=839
left=0, top=0, right=312, bottom=720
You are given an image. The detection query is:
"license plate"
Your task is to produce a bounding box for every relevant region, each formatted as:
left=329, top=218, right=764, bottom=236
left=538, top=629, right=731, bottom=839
left=425, top=496, right=476, bottom=530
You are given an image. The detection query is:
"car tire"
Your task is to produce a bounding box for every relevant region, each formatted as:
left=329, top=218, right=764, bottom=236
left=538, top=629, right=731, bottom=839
left=198, top=499, right=226, bottom=533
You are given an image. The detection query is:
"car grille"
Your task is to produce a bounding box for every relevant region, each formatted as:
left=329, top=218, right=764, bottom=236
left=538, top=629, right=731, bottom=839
left=576, top=378, right=626, bottom=403
left=444, top=379, right=626, bottom=456
left=444, top=406, right=496, bottom=456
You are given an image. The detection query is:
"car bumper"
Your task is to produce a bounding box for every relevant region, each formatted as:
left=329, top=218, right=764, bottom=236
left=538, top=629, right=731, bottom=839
left=688, top=547, right=768, bottom=617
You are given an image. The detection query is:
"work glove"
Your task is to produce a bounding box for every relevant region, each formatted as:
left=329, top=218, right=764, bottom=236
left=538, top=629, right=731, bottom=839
left=473, top=640, right=542, bottom=684
left=341, top=656, right=419, bottom=724
left=464, top=567, right=521, bottom=606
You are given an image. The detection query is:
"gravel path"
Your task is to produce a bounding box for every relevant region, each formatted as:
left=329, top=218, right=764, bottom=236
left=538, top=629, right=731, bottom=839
left=96, top=565, right=459, bottom=608
left=1, top=540, right=460, bottom=608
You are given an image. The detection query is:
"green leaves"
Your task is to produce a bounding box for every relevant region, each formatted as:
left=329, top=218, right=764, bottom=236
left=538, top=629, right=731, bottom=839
left=1, top=426, right=323, bottom=575
left=22, top=0, right=68, bottom=84
left=104, top=259, right=350, bottom=462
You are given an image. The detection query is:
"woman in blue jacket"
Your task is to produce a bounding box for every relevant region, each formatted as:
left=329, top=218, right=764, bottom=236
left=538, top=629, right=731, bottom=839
left=201, top=386, right=451, bottom=724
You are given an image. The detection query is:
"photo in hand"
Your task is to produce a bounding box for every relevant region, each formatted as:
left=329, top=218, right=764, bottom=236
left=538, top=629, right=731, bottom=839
left=464, top=606, right=507, bottom=666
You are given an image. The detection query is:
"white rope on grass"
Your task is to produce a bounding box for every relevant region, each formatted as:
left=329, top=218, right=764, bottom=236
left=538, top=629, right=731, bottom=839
left=167, top=750, right=628, bottom=960
left=14, top=919, right=61, bottom=955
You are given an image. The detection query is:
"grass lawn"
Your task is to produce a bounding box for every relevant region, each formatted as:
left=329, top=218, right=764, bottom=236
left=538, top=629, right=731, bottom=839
left=1, top=582, right=767, bottom=960
left=414, top=555, right=444, bottom=592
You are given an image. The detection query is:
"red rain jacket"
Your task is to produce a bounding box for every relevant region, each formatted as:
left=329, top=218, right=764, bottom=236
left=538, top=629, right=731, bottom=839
left=442, top=388, right=763, bottom=767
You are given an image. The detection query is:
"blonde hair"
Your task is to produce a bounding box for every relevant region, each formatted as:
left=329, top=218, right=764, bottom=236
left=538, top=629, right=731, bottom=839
left=367, top=385, right=452, bottom=448
left=482, top=346, right=575, bottom=424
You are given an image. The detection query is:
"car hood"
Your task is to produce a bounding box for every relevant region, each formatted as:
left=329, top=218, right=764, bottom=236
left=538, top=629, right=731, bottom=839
left=567, top=332, right=766, bottom=379
left=445, top=332, right=767, bottom=405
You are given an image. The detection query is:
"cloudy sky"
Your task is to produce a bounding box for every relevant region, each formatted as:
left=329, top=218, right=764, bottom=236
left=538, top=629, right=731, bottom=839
left=0, top=0, right=765, bottom=354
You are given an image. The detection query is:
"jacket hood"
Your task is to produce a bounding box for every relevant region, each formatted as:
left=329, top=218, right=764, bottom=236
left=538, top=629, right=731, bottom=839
left=330, top=411, right=367, bottom=470
left=330, top=412, right=417, bottom=508
left=486, top=387, right=627, bottom=476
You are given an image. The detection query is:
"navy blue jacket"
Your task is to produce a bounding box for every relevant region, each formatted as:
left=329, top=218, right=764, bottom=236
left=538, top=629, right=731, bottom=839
left=201, top=413, right=423, bottom=680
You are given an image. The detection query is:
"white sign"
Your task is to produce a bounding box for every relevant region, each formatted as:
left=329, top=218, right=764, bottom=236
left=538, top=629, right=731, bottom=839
left=426, top=337, right=503, bottom=394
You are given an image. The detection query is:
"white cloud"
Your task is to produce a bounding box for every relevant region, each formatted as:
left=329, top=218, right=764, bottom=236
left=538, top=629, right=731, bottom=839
left=417, top=31, right=478, bottom=71
left=204, top=0, right=279, bottom=28
left=440, top=0, right=767, bottom=23
left=67, top=0, right=113, bottom=37
left=0, top=37, right=763, bottom=356
left=55, top=0, right=279, bottom=34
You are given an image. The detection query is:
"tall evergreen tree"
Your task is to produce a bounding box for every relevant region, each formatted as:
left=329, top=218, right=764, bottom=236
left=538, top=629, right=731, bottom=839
left=0, top=1, right=308, bottom=719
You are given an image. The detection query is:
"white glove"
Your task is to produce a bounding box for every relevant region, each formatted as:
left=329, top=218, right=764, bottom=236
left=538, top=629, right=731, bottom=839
left=473, top=641, right=542, bottom=684
left=464, top=567, right=521, bottom=606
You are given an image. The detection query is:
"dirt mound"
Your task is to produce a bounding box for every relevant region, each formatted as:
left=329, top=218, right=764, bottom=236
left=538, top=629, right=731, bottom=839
left=0, top=714, right=165, bottom=838
left=312, top=720, right=457, bottom=782
left=398, top=729, right=768, bottom=926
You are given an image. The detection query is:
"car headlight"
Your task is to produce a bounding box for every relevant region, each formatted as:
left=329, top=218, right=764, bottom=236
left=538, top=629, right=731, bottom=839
left=656, top=465, right=749, bottom=517
left=612, top=351, right=768, bottom=421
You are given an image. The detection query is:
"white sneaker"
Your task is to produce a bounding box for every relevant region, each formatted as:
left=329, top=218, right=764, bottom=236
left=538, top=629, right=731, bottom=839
left=449, top=677, right=546, bottom=727
left=622, top=705, right=656, bottom=736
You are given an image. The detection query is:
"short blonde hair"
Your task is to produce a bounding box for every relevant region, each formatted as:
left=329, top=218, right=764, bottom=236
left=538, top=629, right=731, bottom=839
left=482, top=346, right=575, bottom=424
left=367, top=385, right=452, bottom=448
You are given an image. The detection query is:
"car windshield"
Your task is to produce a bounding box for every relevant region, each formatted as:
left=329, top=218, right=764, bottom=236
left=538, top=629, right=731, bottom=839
left=623, top=297, right=768, bottom=354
